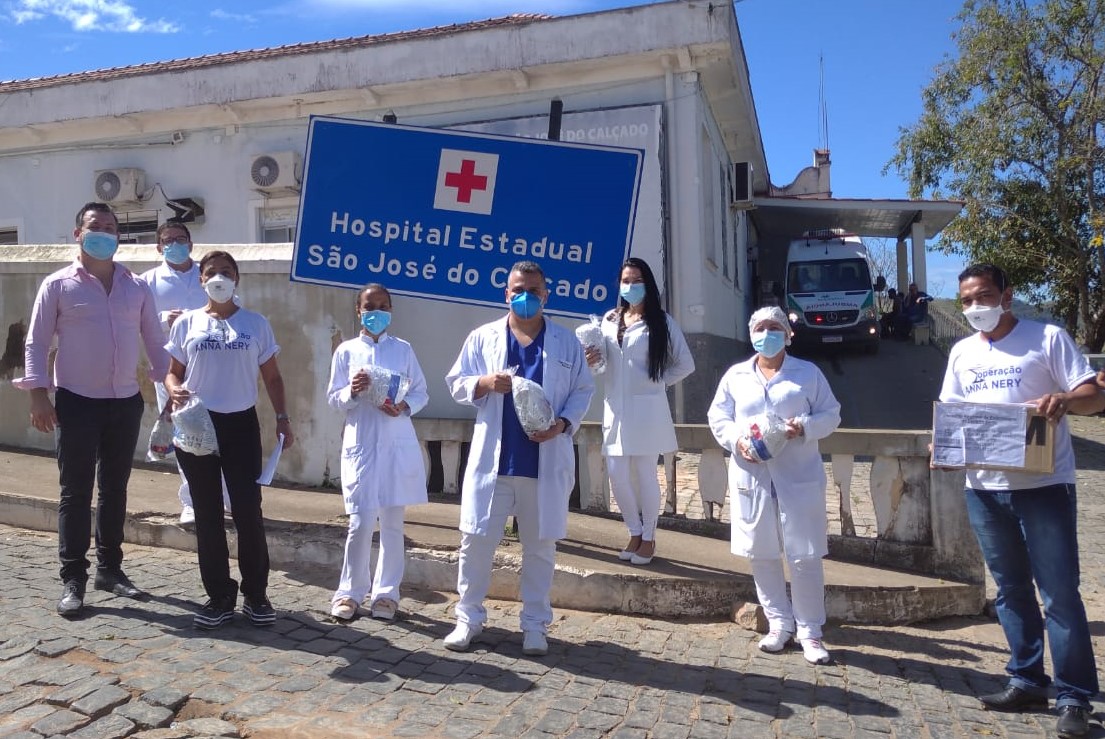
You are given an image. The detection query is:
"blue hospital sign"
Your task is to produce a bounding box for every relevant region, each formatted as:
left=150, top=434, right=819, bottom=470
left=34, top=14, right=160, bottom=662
left=291, top=116, right=643, bottom=317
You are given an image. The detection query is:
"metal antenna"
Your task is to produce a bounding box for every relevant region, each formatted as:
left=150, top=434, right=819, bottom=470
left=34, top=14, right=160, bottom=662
left=818, top=53, right=830, bottom=151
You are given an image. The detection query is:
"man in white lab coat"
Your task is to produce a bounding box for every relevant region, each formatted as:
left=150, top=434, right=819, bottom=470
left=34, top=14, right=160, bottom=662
left=443, top=261, right=594, bottom=656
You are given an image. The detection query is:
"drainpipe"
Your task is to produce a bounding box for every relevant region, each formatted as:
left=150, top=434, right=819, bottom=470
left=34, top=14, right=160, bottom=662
left=664, top=66, right=686, bottom=423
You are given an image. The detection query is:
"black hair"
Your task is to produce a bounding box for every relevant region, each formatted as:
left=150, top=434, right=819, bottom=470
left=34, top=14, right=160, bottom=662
left=510, top=260, right=545, bottom=280
left=357, top=283, right=392, bottom=306
left=958, top=263, right=1009, bottom=293
left=618, top=257, right=670, bottom=382
left=156, top=219, right=191, bottom=242
left=75, top=202, right=116, bottom=228
left=198, top=250, right=240, bottom=280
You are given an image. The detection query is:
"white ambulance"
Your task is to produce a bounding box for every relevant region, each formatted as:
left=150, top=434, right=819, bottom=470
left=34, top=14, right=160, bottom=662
left=784, top=228, right=884, bottom=352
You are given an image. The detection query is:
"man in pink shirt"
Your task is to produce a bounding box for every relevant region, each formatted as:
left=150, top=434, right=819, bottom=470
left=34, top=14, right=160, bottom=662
left=20, top=202, right=170, bottom=618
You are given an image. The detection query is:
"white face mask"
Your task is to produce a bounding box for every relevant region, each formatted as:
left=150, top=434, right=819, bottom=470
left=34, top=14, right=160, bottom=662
left=204, top=274, right=236, bottom=304
left=962, top=302, right=1006, bottom=333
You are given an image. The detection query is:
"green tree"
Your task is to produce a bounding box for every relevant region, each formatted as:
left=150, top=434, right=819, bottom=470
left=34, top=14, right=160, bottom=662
left=889, top=0, right=1105, bottom=348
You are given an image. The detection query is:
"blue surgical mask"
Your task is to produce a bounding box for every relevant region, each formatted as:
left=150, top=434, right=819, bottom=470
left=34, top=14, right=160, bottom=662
left=81, top=232, right=118, bottom=260
left=751, top=329, right=787, bottom=359
left=360, top=309, right=391, bottom=335
left=162, top=241, right=191, bottom=266
left=620, top=282, right=646, bottom=306
left=510, top=292, right=543, bottom=319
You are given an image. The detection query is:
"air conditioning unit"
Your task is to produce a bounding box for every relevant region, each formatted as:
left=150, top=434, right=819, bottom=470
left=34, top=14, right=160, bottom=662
left=730, top=161, right=754, bottom=208
left=93, top=168, right=146, bottom=204
left=249, top=152, right=302, bottom=192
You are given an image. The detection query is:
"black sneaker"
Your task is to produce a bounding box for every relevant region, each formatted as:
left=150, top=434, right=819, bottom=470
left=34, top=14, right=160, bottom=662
left=194, top=593, right=236, bottom=629
left=242, top=596, right=276, bottom=627
left=1057, top=705, right=1091, bottom=738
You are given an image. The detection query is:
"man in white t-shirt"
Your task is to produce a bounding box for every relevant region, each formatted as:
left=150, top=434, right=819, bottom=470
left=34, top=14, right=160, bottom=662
left=939, top=264, right=1103, bottom=738
left=140, top=221, right=230, bottom=524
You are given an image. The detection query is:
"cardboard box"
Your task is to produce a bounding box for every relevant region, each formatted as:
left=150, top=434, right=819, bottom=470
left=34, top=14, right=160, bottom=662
left=932, top=401, right=1055, bottom=474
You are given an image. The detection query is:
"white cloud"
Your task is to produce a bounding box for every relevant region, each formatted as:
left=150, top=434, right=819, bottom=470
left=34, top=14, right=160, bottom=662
left=11, top=0, right=178, bottom=33
left=210, top=8, right=256, bottom=23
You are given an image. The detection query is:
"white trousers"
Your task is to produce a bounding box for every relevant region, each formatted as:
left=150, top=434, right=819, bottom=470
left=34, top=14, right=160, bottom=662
left=607, top=454, right=662, bottom=540
left=750, top=556, right=826, bottom=640
left=455, top=475, right=556, bottom=634
left=155, top=381, right=230, bottom=511
left=332, top=506, right=407, bottom=605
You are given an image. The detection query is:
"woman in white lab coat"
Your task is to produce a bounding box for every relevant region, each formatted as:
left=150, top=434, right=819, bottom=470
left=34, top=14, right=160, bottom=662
left=588, top=257, right=695, bottom=565
left=707, top=306, right=841, bottom=665
left=327, top=283, right=429, bottom=622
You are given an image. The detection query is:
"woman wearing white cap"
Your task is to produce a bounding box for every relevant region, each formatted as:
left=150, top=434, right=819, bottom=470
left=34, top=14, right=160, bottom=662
left=707, top=306, right=841, bottom=664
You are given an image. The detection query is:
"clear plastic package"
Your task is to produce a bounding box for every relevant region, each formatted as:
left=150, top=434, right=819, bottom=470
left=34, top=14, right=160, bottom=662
left=739, top=412, right=789, bottom=462
left=355, top=364, right=412, bottom=408
left=574, top=315, right=606, bottom=374
left=146, top=415, right=175, bottom=462
left=171, top=395, right=220, bottom=456
left=509, top=368, right=555, bottom=435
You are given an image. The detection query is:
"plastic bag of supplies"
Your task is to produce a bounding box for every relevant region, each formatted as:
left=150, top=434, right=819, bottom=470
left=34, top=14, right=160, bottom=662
left=574, top=315, right=606, bottom=375
left=509, top=367, right=555, bottom=435
left=171, top=395, right=219, bottom=456
left=355, top=364, right=412, bottom=409
left=146, top=402, right=175, bottom=462
left=738, top=412, right=789, bottom=462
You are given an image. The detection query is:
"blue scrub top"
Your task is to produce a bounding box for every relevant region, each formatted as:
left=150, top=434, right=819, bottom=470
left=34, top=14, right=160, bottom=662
left=498, top=323, right=545, bottom=478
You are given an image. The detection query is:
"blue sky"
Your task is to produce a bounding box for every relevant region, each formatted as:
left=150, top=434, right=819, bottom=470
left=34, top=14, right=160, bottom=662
left=1, top=0, right=966, bottom=295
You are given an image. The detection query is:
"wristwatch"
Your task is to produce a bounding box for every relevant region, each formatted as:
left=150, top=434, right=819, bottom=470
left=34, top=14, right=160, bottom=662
left=276, top=413, right=291, bottom=422
left=559, top=417, right=572, bottom=435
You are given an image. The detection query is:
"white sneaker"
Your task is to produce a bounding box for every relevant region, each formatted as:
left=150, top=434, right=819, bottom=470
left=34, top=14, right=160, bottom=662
left=179, top=506, right=196, bottom=525
left=522, top=631, right=548, bottom=656
left=443, top=623, right=482, bottom=652
left=758, top=629, right=794, bottom=653
left=370, top=598, right=398, bottom=621
left=800, top=637, right=831, bottom=665
left=330, top=597, right=357, bottom=621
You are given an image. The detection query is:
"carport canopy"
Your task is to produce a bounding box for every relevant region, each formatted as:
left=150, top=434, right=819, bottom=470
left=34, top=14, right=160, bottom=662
left=749, top=196, right=964, bottom=293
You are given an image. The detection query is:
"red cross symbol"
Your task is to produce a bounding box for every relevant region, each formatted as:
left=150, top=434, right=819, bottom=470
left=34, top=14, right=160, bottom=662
left=444, top=159, right=489, bottom=203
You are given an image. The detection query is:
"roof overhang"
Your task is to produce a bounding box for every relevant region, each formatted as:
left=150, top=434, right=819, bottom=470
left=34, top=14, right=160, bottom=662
left=749, top=196, right=963, bottom=241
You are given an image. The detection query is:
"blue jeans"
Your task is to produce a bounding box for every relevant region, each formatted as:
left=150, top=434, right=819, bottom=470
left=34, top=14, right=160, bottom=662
left=965, top=484, right=1098, bottom=709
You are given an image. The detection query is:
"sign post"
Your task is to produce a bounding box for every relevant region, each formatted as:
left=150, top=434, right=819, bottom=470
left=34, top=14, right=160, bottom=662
left=291, top=116, right=643, bottom=317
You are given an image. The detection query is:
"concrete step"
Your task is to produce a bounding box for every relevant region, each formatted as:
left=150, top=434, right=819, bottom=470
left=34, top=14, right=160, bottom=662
left=0, top=448, right=982, bottom=624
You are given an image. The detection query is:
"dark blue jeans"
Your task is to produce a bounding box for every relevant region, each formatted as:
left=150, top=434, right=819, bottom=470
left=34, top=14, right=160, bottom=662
left=55, top=388, right=145, bottom=585
left=965, top=484, right=1098, bottom=709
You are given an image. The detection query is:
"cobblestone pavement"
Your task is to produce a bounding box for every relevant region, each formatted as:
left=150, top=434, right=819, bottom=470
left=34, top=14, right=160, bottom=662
left=2, top=419, right=1105, bottom=738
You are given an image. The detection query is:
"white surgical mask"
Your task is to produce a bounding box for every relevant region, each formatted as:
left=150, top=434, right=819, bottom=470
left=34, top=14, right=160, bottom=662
left=204, top=274, right=236, bottom=304
left=962, top=302, right=1005, bottom=333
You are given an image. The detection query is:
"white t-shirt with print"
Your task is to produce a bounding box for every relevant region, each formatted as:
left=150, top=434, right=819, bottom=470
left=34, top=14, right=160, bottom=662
left=939, top=318, right=1094, bottom=490
left=166, top=308, right=279, bottom=413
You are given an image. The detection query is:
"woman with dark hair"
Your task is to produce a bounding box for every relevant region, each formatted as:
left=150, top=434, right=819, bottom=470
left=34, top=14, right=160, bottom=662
left=165, top=250, right=294, bottom=630
left=586, top=257, right=694, bottom=565
left=327, top=282, right=428, bottom=622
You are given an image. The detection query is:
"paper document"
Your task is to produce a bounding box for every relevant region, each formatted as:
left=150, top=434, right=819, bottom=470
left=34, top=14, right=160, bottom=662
left=256, top=433, right=285, bottom=485
left=932, top=402, right=1028, bottom=468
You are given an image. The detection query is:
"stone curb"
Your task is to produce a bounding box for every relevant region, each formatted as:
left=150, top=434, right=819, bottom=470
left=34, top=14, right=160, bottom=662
left=0, top=490, right=982, bottom=623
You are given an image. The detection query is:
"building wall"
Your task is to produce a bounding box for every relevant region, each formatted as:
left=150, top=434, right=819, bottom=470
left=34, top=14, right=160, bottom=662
left=0, top=7, right=759, bottom=471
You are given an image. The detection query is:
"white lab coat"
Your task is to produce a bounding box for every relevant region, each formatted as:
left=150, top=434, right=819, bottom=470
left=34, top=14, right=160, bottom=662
left=327, top=333, right=429, bottom=514
left=707, top=353, right=841, bottom=559
left=446, top=316, right=595, bottom=541
left=599, top=311, right=695, bottom=455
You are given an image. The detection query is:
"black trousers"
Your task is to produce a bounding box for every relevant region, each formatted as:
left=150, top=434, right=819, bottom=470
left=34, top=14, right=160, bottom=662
left=176, top=407, right=270, bottom=601
left=55, top=388, right=144, bottom=585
